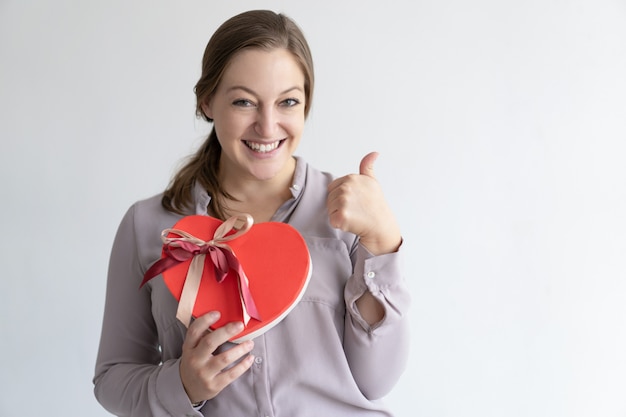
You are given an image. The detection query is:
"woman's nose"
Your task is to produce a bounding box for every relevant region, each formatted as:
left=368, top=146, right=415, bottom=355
left=254, top=107, right=278, bottom=138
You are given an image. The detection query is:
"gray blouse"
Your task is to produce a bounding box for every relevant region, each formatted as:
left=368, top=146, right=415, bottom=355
left=94, top=157, right=411, bottom=417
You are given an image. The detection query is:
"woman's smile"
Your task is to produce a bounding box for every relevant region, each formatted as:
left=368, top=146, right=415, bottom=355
left=243, top=139, right=285, bottom=154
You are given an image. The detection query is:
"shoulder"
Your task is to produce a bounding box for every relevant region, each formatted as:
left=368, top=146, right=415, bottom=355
left=132, top=192, right=167, bottom=213
left=295, top=156, right=335, bottom=189
left=118, top=194, right=183, bottom=267
left=127, top=193, right=182, bottom=233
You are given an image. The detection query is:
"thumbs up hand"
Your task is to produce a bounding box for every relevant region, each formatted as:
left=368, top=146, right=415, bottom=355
left=327, top=152, right=402, bottom=255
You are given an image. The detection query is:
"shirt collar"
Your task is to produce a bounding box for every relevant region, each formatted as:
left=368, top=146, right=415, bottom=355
left=191, top=156, right=306, bottom=216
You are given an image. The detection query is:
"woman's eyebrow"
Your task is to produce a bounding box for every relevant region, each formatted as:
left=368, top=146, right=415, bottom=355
left=227, top=85, right=304, bottom=95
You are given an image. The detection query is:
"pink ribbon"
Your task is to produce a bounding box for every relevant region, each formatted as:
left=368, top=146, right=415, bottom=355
left=141, top=214, right=261, bottom=327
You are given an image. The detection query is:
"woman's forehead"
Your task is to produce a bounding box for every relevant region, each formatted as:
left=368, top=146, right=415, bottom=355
left=219, top=48, right=306, bottom=93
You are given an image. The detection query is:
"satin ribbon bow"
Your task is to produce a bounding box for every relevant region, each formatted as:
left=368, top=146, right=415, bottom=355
left=140, top=214, right=261, bottom=327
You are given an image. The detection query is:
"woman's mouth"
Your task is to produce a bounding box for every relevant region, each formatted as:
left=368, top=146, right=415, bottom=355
left=244, top=140, right=283, bottom=153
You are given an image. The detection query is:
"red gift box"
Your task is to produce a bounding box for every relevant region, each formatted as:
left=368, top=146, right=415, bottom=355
left=142, top=214, right=311, bottom=343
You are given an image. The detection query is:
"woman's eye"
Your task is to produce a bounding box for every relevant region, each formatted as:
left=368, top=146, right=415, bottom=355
left=281, top=98, right=300, bottom=107
left=233, top=99, right=254, bottom=107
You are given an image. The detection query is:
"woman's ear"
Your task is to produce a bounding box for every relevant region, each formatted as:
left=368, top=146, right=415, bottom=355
left=200, top=101, right=213, bottom=120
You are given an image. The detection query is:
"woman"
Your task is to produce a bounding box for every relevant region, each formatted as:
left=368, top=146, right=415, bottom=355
left=94, top=9, right=410, bottom=417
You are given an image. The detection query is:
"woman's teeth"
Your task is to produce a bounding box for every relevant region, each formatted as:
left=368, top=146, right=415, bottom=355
left=245, top=140, right=280, bottom=153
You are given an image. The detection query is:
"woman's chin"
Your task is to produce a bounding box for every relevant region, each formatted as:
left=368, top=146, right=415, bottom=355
left=248, top=157, right=295, bottom=183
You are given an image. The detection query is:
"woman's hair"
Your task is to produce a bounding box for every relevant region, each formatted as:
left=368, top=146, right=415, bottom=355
left=162, top=10, right=314, bottom=219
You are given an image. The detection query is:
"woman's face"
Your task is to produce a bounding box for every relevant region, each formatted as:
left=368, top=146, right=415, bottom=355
left=202, top=48, right=306, bottom=184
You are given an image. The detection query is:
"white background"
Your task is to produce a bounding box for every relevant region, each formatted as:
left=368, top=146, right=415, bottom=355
left=1, top=1, right=625, bottom=416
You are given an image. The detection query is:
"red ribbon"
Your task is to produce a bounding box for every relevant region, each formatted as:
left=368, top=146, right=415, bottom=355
left=141, top=214, right=261, bottom=327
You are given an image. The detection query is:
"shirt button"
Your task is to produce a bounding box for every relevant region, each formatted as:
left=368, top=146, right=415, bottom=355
left=255, top=357, right=263, bottom=364
left=366, top=271, right=376, bottom=279
left=292, top=184, right=301, bottom=191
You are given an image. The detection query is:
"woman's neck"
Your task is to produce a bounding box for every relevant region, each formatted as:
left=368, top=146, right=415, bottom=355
left=217, top=158, right=296, bottom=222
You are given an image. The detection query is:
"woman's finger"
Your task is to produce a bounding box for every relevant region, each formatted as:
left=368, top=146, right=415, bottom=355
left=184, top=311, right=222, bottom=350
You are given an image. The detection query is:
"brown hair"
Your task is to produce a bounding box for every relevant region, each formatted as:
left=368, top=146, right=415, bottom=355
left=162, top=10, right=314, bottom=219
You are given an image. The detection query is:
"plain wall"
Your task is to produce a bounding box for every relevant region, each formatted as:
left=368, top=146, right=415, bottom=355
left=1, top=0, right=625, bottom=416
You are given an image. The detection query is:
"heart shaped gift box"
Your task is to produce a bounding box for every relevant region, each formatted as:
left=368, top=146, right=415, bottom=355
left=142, top=214, right=311, bottom=343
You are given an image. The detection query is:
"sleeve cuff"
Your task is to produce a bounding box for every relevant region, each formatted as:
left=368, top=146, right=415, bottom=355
left=345, top=242, right=405, bottom=330
left=154, top=359, right=203, bottom=416
left=354, top=242, right=404, bottom=292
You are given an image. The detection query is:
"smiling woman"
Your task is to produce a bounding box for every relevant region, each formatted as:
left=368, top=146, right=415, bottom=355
left=163, top=9, right=316, bottom=222
left=93, top=9, right=410, bottom=417
left=202, top=48, right=306, bottom=192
